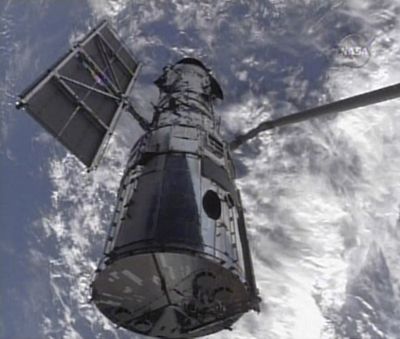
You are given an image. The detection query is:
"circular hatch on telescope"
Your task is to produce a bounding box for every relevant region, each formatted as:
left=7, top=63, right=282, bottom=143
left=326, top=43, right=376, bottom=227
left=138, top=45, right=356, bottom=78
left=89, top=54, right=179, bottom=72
left=203, top=190, right=221, bottom=220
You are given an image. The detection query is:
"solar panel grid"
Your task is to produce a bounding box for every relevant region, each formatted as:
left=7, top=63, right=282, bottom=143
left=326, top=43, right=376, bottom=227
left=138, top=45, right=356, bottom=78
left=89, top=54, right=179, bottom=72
left=17, top=20, right=141, bottom=168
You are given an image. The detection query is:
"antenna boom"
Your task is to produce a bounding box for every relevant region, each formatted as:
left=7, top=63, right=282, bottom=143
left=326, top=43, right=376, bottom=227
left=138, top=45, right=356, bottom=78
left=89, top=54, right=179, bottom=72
left=230, top=82, right=400, bottom=150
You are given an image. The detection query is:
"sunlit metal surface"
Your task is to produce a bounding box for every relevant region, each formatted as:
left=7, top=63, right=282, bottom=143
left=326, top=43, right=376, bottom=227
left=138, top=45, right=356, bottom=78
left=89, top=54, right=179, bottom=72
left=93, top=58, right=260, bottom=337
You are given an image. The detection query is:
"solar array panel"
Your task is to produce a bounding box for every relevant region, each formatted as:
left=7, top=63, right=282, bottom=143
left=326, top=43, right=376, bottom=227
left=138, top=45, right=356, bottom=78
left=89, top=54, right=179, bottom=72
left=17, top=20, right=141, bottom=169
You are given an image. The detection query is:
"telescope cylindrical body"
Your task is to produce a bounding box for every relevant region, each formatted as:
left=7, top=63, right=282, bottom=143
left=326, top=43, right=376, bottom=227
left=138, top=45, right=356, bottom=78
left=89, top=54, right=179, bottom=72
left=91, top=59, right=259, bottom=338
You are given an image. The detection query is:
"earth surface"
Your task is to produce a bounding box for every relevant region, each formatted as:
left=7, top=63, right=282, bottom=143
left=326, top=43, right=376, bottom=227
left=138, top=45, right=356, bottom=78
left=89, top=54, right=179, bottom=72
left=1, top=1, right=400, bottom=338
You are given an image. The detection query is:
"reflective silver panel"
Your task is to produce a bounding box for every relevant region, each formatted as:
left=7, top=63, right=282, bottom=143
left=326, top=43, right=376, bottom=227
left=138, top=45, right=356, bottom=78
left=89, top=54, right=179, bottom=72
left=92, top=252, right=247, bottom=338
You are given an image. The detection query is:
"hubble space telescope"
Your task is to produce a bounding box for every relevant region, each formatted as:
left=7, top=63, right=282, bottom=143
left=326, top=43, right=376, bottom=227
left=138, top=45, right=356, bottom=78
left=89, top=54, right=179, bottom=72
left=16, top=20, right=400, bottom=338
